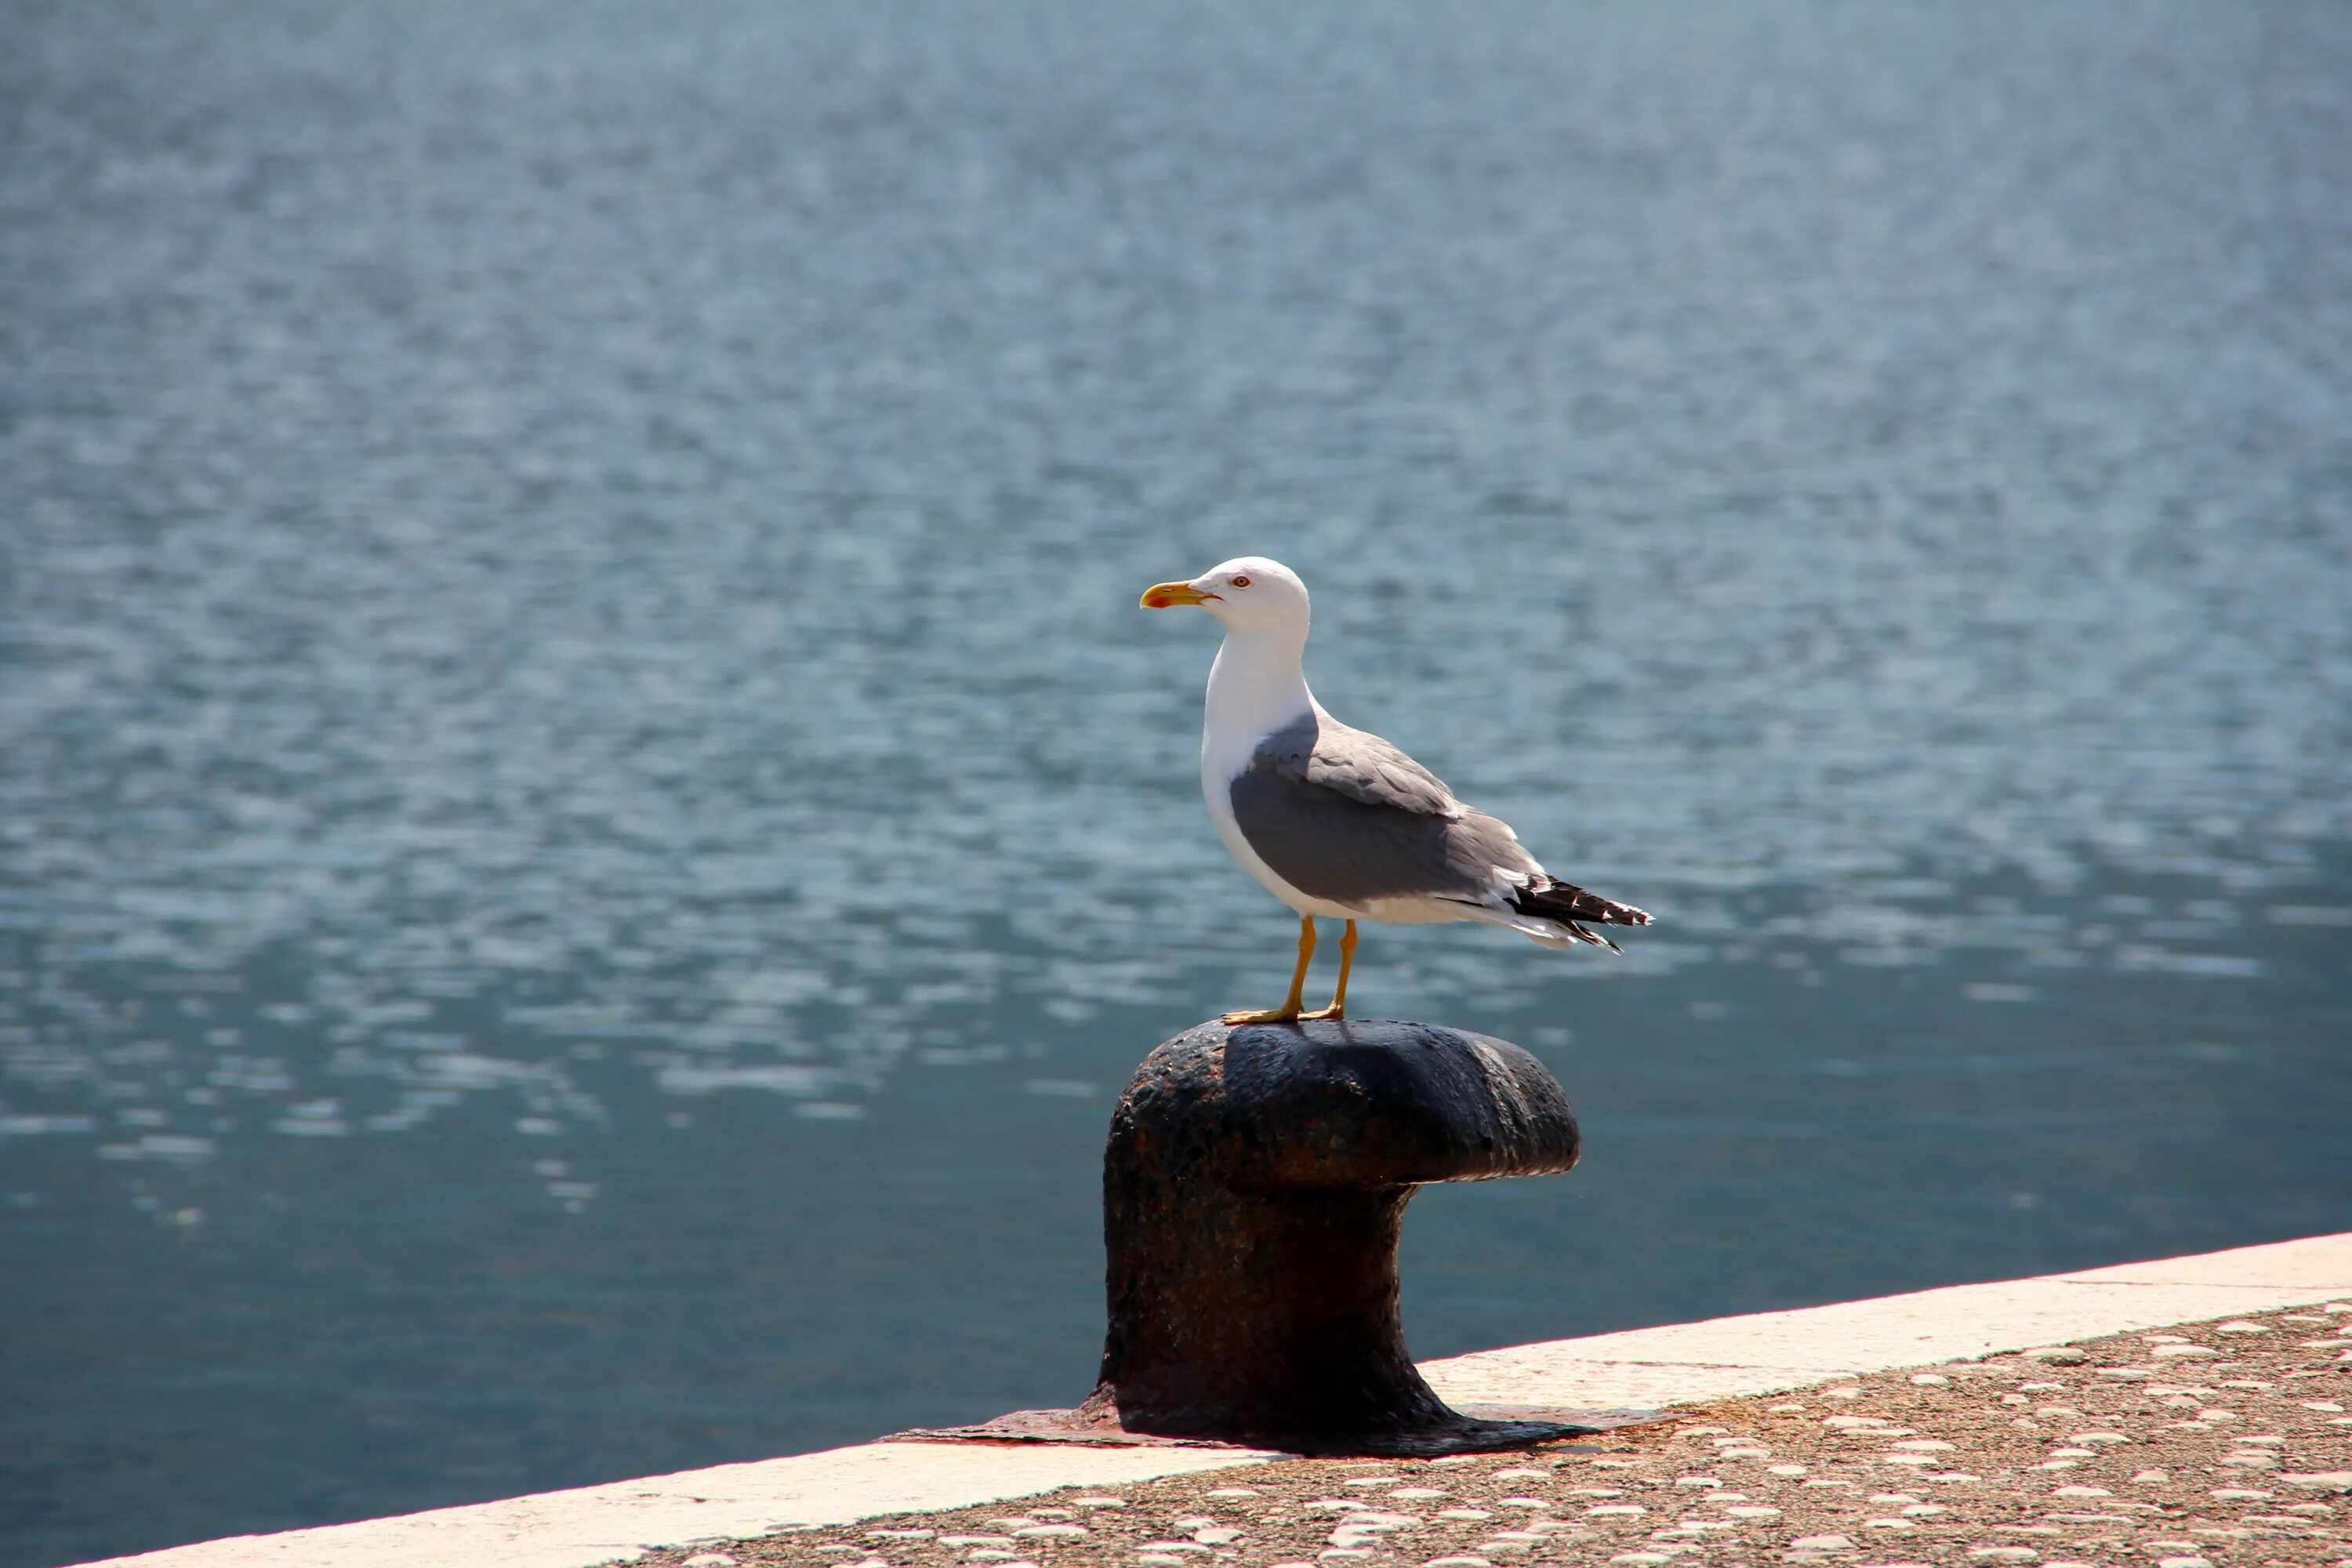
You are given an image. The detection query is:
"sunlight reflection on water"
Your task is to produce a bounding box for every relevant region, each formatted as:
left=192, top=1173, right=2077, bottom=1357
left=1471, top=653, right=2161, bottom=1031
left=2, top=2, right=2349, bottom=1563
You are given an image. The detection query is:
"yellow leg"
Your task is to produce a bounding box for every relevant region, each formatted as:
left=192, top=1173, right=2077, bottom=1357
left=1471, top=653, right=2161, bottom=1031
left=1223, top=914, right=1316, bottom=1025
left=1300, top=920, right=1356, bottom=1021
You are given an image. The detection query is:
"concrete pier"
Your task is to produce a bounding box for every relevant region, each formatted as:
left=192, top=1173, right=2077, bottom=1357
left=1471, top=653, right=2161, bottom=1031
left=70, top=1230, right=2352, bottom=1568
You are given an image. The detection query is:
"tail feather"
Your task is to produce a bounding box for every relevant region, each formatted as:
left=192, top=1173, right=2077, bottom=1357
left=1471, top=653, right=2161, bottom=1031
left=1508, top=877, right=1651, bottom=953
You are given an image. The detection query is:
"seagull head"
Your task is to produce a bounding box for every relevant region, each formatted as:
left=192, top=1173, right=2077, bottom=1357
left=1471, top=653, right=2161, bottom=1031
left=1139, top=557, right=1309, bottom=634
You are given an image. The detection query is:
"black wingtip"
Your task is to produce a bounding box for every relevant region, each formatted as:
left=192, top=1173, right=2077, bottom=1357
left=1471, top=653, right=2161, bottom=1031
left=1564, top=920, right=1624, bottom=953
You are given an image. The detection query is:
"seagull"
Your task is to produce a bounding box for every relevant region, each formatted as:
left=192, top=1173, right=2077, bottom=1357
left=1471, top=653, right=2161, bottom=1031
left=1142, top=556, right=1650, bottom=1025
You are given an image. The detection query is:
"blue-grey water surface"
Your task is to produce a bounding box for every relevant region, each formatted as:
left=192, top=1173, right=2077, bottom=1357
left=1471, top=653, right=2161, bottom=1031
left=4, top=4, right=2350, bottom=1564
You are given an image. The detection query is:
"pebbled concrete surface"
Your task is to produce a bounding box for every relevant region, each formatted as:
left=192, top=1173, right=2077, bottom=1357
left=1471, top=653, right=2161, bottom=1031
left=632, top=1302, right=2352, bottom=1568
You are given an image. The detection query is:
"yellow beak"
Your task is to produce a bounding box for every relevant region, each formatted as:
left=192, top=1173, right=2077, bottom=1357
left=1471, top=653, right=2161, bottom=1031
left=1140, top=580, right=1210, bottom=609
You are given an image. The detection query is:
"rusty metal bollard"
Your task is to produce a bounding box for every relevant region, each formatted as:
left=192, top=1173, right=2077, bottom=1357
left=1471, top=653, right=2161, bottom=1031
left=1073, top=1017, right=1583, bottom=1454
left=889, top=1017, right=1621, bottom=1456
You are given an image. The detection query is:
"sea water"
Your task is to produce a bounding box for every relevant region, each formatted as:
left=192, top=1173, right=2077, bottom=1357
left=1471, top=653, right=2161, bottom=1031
left=3, top=4, right=2349, bottom=1562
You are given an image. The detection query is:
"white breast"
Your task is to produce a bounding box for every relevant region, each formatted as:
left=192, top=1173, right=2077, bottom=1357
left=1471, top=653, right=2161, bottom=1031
left=1196, top=629, right=1363, bottom=920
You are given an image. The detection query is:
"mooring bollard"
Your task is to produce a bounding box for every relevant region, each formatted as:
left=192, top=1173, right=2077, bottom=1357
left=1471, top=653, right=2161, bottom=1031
left=1075, top=1018, right=1582, bottom=1454
left=895, top=1016, right=1610, bottom=1456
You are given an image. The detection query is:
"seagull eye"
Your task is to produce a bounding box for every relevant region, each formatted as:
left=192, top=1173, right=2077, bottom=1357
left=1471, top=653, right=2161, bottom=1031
left=1230, top=575, right=1251, bottom=588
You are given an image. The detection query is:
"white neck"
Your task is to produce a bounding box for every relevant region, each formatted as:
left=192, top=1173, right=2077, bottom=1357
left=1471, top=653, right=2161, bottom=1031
left=1203, top=622, right=1315, bottom=759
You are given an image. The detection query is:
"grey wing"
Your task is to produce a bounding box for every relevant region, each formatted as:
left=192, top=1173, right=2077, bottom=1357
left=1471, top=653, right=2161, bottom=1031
left=1230, top=713, right=1537, bottom=907
left=1268, top=713, right=1457, bottom=817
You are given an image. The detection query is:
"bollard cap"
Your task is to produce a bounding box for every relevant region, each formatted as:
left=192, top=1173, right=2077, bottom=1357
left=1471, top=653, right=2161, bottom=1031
left=1117, top=1018, right=1580, bottom=1191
